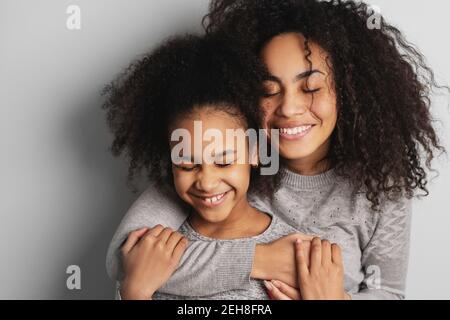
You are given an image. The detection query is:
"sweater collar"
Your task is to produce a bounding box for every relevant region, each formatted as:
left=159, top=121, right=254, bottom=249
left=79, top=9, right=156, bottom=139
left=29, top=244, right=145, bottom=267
left=279, top=166, right=337, bottom=190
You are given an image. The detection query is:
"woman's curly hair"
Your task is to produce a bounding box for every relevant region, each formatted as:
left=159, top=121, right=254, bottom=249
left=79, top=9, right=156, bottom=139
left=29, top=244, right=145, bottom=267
left=203, top=0, right=447, bottom=209
left=102, top=34, right=265, bottom=192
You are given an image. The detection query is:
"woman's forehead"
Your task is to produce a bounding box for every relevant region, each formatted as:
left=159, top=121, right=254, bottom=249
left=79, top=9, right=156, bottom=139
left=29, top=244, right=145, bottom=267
left=261, top=32, right=330, bottom=80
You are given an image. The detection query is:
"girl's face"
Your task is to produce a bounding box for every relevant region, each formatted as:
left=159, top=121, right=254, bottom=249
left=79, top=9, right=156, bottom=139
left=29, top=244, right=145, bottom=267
left=260, top=32, right=337, bottom=173
left=169, top=107, right=255, bottom=224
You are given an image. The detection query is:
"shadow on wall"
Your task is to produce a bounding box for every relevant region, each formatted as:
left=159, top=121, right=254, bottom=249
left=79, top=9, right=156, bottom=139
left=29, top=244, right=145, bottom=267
left=50, top=92, right=147, bottom=299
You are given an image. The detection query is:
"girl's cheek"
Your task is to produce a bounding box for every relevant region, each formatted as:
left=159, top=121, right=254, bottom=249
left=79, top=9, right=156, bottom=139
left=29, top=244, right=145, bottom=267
left=227, top=165, right=251, bottom=191
left=173, top=172, right=194, bottom=191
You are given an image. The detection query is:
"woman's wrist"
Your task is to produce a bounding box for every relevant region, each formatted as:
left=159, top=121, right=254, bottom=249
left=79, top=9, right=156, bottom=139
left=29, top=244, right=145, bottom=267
left=251, top=243, right=269, bottom=280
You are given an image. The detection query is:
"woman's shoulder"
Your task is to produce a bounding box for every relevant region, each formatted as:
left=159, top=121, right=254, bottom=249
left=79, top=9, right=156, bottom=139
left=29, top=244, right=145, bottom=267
left=125, top=181, right=189, bottom=220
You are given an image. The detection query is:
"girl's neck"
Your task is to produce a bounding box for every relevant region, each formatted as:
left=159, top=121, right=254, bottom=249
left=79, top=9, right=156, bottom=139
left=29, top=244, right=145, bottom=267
left=188, top=197, right=271, bottom=240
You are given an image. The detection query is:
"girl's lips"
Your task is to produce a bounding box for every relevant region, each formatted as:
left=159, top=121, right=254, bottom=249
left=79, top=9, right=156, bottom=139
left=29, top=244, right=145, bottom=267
left=277, top=125, right=315, bottom=141
left=192, top=190, right=231, bottom=208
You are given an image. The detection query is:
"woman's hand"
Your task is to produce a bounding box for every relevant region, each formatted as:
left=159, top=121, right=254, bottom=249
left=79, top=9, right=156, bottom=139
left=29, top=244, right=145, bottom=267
left=252, top=233, right=312, bottom=288
left=266, top=237, right=350, bottom=300
left=119, top=225, right=188, bottom=300
left=296, top=237, right=350, bottom=300
left=264, top=280, right=302, bottom=300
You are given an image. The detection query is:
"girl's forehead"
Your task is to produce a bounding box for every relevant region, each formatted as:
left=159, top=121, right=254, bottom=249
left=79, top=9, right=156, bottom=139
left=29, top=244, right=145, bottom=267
left=172, top=107, right=246, bottom=131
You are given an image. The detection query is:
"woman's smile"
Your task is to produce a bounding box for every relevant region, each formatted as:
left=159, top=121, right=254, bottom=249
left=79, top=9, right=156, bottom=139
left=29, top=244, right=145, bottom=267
left=276, top=124, right=317, bottom=141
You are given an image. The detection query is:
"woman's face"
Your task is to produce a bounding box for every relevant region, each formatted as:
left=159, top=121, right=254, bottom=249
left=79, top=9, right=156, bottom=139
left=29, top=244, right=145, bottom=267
left=260, top=32, right=337, bottom=173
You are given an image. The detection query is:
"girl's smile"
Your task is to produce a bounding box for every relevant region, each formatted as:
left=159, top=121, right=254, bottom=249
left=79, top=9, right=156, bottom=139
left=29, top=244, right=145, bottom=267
left=189, top=189, right=233, bottom=208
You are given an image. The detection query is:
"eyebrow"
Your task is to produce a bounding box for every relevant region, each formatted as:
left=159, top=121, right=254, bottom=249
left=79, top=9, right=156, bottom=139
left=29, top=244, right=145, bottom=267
left=213, top=149, right=237, bottom=157
left=265, top=69, right=324, bottom=84
left=178, top=150, right=237, bottom=162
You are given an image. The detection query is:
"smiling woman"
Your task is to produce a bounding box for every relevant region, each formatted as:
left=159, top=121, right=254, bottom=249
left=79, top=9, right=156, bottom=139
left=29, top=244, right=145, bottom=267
left=104, top=0, right=449, bottom=301
left=260, top=32, right=337, bottom=175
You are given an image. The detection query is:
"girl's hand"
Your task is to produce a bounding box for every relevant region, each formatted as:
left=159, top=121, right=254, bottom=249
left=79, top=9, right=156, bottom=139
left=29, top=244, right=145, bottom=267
left=252, top=233, right=312, bottom=288
left=295, top=237, right=351, bottom=300
left=120, top=225, right=188, bottom=300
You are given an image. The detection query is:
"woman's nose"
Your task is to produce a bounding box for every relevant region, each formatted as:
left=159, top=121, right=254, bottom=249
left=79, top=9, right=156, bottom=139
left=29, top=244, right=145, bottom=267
left=277, top=90, right=308, bottom=117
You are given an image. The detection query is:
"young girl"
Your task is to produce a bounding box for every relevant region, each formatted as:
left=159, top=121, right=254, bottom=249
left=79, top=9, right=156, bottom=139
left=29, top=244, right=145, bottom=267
left=105, top=0, right=445, bottom=300
left=108, top=34, right=322, bottom=300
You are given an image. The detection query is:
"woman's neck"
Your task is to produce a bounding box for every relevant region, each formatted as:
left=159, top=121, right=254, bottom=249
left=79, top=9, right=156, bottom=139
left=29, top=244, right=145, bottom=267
left=284, top=140, right=332, bottom=175
left=188, top=197, right=271, bottom=240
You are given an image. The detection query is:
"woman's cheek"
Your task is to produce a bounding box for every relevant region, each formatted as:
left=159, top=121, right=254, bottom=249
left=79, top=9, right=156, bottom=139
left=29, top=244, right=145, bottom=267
left=260, top=99, right=276, bottom=126
left=310, top=98, right=337, bottom=126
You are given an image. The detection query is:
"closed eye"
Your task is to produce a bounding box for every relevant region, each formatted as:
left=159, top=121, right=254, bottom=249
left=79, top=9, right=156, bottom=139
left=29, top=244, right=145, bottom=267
left=215, top=162, right=232, bottom=168
left=302, top=88, right=321, bottom=94
left=263, top=92, right=280, bottom=98
left=175, top=164, right=198, bottom=172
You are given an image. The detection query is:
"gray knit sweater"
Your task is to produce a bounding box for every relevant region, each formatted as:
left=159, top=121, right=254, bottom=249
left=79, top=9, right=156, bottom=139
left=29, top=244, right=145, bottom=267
left=152, top=215, right=297, bottom=300
left=107, top=167, right=412, bottom=300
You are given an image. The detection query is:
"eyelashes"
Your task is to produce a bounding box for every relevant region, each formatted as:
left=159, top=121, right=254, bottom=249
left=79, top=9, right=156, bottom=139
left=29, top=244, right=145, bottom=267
left=174, top=162, right=233, bottom=171
left=302, top=88, right=321, bottom=94
left=262, top=87, right=322, bottom=98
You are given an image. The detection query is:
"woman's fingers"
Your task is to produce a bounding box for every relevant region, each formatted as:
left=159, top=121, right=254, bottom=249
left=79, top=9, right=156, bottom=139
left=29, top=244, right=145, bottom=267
left=271, top=280, right=301, bottom=300
left=321, top=239, right=332, bottom=266
left=310, top=237, right=322, bottom=270
left=331, top=243, right=343, bottom=265
left=295, top=239, right=309, bottom=278
left=264, top=281, right=292, bottom=300
left=294, top=233, right=315, bottom=242
left=121, top=227, right=149, bottom=255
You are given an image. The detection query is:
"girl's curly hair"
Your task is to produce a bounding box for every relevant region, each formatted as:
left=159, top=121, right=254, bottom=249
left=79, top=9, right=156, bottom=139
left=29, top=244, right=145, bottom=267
left=203, top=0, right=447, bottom=209
left=102, top=34, right=265, bottom=192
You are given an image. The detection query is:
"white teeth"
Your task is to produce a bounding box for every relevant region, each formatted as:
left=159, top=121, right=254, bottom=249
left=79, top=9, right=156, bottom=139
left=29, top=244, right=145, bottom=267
left=279, top=125, right=312, bottom=135
left=205, top=192, right=225, bottom=204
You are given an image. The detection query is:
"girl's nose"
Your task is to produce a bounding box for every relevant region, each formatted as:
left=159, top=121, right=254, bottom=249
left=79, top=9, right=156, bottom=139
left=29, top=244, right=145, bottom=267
left=195, top=166, right=220, bottom=192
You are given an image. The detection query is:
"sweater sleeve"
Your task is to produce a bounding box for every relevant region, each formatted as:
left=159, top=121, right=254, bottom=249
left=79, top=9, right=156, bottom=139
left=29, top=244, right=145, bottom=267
left=105, top=182, right=254, bottom=297
left=350, top=197, right=412, bottom=300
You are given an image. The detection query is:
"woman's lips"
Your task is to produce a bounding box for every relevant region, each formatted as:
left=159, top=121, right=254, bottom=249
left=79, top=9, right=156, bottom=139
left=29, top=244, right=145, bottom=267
left=277, top=124, right=315, bottom=141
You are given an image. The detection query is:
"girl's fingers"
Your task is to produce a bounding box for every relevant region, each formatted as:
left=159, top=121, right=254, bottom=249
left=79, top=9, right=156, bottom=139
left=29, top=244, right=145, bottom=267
left=295, top=239, right=309, bottom=278
left=146, top=224, right=165, bottom=237
left=158, top=227, right=174, bottom=243
left=310, top=237, right=322, bottom=270
left=321, top=239, right=332, bottom=266
left=166, top=231, right=185, bottom=252
left=172, top=237, right=189, bottom=261
left=331, top=243, right=343, bottom=265
left=271, top=280, right=301, bottom=300
left=263, top=281, right=292, bottom=300
left=121, top=227, right=149, bottom=255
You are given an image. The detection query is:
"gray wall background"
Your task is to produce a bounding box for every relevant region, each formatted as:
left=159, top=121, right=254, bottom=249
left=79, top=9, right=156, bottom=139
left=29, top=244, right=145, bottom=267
left=0, top=0, right=449, bottom=299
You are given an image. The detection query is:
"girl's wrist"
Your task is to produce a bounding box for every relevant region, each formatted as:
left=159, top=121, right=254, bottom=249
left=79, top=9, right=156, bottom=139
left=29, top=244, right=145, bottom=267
left=120, top=280, right=153, bottom=300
